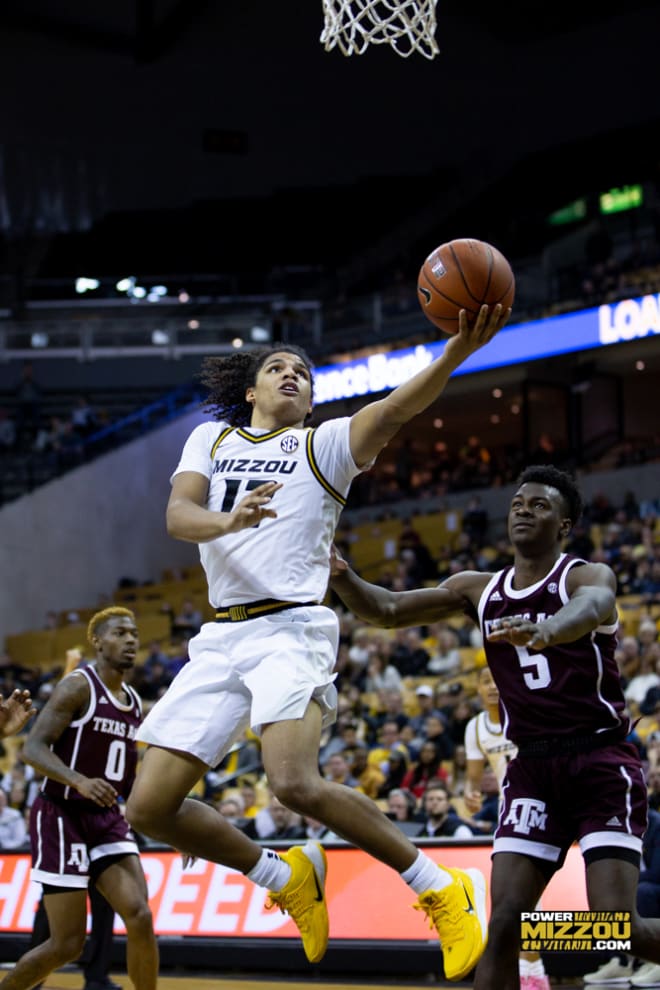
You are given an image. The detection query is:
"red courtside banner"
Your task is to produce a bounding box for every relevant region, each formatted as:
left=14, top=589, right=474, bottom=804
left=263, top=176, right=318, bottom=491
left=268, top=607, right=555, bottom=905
left=0, top=845, right=588, bottom=938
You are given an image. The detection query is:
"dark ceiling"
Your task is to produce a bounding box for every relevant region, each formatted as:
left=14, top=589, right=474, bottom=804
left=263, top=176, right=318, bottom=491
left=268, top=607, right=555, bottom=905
left=0, top=1, right=659, bottom=279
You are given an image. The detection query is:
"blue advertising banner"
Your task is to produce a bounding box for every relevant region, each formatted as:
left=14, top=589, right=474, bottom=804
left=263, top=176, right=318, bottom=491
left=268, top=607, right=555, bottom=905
left=314, top=292, right=660, bottom=405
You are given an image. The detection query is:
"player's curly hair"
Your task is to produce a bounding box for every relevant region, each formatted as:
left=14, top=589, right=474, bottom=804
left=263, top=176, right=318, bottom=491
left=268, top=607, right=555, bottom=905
left=87, top=606, right=136, bottom=646
left=517, top=465, right=583, bottom=526
left=199, top=344, right=315, bottom=426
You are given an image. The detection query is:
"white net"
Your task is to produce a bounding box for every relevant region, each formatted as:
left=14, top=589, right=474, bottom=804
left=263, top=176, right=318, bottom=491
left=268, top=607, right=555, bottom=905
left=321, top=0, right=439, bottom=59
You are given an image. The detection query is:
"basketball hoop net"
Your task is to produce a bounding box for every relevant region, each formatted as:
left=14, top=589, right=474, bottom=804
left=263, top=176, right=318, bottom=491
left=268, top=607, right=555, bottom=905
left=321, top=0, right=439, bottom=59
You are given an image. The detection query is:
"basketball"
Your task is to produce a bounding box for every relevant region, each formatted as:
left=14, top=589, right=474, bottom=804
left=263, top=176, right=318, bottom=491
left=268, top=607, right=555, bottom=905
left=417, top=238, right=515, bottom=334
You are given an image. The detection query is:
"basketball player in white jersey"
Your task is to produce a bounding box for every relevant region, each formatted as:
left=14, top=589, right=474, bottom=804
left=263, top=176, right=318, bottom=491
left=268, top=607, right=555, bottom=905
left=126, top=302, right=509, bottom=983
left=464, top=667, right=550, bottom=990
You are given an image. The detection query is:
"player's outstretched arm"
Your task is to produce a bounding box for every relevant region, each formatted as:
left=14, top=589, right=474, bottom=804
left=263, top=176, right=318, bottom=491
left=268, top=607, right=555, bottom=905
left=167, top=472, right=282, bottom=543
left=23, top=675, right=116, bottom=807
left=0, top=689, right=37, bottom=738
left=487, top=562, right=617, bottom=650
left=329, top=544, right=472, bottom=627
left=348, top=303, right=509, bottom=467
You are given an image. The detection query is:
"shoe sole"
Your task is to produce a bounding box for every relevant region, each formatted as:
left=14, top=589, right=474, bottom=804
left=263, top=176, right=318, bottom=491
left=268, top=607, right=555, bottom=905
left=465, top=868, right=488, bottom=943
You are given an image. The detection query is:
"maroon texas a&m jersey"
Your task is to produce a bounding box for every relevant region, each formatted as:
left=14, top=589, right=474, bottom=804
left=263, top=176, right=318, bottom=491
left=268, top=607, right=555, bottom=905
left=477, top=553, right=628, bottom=745
left=42, top=663, right=142, bottom=803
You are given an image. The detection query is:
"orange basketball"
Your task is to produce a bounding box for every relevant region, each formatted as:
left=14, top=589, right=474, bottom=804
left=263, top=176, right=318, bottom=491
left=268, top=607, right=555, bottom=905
left=417, top=238, right=515, bottom=334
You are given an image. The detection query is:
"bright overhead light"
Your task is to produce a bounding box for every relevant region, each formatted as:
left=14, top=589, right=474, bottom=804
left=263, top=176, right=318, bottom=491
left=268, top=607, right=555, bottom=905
left=151, top=330, right=169, bottom=345
left=116, top=277, right=135, bottom=293
left=232, top=337, right=244, bottom=348
left=31, top=332, right=49, bottom=348
left=75, top=277, right=100, bottom=294
left=250, top=325, right=271, bottom=342
left=132, top=286, right=147, bottom=299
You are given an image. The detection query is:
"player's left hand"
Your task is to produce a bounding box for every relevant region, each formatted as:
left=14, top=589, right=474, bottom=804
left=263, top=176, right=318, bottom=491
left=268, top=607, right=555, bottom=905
left=486, top=616, right=550, bottom=650
left=0, top=689, right=37, bottom=738
left=329, top=543, right=348, bottom=578
left=446, top=303, right=511, bottom=358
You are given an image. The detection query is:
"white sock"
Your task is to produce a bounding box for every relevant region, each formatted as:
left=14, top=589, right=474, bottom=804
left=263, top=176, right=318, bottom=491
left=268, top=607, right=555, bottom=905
left=246, top=848, right=292, bottom=891
left=400, top=851, right=452, bottom=894
left=520, top=958, right=545, bottom=977
left=528, top=959, right=546, bottom=976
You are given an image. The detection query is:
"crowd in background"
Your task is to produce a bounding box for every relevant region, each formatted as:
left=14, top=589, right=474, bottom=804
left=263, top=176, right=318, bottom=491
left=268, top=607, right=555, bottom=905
left=1, top=486, right=660, bottom=852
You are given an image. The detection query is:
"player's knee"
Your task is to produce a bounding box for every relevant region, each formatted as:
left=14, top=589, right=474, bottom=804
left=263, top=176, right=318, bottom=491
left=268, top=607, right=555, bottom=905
left=122, top=898, right=155, bottom=938
left=486, top=900, right=525, bottom=949
left=270, top=775, right=322, bottom=814
left=125, top=792, right=156, bottom=835
left=52, top=929, right=87, bottom=964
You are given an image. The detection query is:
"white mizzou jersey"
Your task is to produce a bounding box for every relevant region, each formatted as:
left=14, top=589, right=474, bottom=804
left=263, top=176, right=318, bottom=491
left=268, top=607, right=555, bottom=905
left=172, top=417, right=361, bottom=607
left=463, top=710, right=517, bottom=790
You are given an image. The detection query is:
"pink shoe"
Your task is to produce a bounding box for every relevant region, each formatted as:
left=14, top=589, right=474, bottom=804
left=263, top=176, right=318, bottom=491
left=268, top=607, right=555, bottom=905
left=520, top=976, right=551, bottom=990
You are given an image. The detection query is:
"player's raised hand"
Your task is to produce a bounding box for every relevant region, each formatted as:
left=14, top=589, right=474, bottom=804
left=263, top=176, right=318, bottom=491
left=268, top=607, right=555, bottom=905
left=224, top=481, right=283, bottom=534
left=446, top=303, right=510, bottom=359
left=0, top=689, right=37, bottom=738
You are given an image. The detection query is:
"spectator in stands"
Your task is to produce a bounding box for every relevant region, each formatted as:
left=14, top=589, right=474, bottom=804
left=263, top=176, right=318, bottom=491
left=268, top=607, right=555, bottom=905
left=402, top=739, right=449, bottom=800
left=422, top=713, right=455, bottom=762
left=417, top=782, right=473, bottom=839
left=639, top=619, right=660, bottom=663
left=376, top=748, right=410, bottom=799
left=348, top=746, right=385, bottom=799
left=302, top=816, right=336, bottom=842
left=172, top=600, right=203, bottom=639
left=363, top=648, right=403, bottom=694
left=446, top=744, right=468, bottom=797
left=426, top=626, right=461, bottom=676
left=447, top=698, right=477, bottom=748
left=625, top=654, right=660, bottom=712
left=138, top=658, right=171, bottom=701
left=346, top=627, right=371, bottom=683
left=242, top=796, right=305, bottom=841
left=0, top=786, right=27, bottom=849
left=142, top=640, right=170, bottom=675
left=323, top=752, right=360, bottom=790
left=167, top=638, right=191, bottom=679
left=386, top=788, right=419, bottom=824
left=408, top=684, right=442, bottom=742
left=215, top=794, right=246, bottom=827
left=647, top=767, right=660, bottom=814
left=616, top=634, right=642, bottom=686
left=71, top=396, right=97, bottom=438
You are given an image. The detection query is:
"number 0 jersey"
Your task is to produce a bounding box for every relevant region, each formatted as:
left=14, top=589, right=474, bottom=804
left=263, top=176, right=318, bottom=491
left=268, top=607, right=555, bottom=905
left=477, top=553, right=628, bottom=745
left=42, top=664, right=142, bottom=803
left=173, top=417, right=362, bottom=607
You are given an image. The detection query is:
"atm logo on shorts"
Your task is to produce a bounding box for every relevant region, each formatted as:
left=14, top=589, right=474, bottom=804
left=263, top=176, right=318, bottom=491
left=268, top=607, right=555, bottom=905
left=503, top=798, right=548, bottom=834
left=67, top=843, right=90, bottom=872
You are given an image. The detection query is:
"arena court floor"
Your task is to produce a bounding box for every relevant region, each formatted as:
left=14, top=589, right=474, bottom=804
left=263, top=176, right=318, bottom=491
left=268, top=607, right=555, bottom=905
left=30, top=973, right=593, bottom=989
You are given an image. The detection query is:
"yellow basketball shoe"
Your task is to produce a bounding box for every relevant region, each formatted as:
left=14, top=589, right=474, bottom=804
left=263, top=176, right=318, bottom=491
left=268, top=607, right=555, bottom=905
left=266, top=841, right=329, bottom=963
left=414, top=867, right=488, bottom=981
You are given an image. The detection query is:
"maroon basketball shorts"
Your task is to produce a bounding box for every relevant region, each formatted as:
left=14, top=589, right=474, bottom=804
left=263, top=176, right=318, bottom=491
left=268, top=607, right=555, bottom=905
left=493, top=742, right=647, bottom=866
left=30, top=794, right=140, bottom=888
